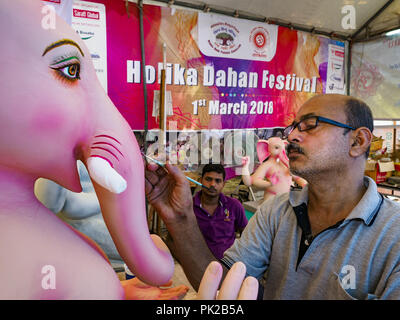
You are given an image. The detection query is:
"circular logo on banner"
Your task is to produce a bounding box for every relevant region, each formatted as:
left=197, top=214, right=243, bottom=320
left=207, top=22, right=241, bottom=55
left=250, top=27, right=270, bottom=50
left=351, top=62, right=383, bottom=99
left=254, top=32, right=266, bottom=48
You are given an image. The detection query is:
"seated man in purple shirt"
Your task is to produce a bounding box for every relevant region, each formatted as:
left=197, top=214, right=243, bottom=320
left=193, top=164, right=248, bottom=259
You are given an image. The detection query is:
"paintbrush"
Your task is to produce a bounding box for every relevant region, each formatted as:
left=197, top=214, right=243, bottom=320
left=142, top=153, right=210, bottom=190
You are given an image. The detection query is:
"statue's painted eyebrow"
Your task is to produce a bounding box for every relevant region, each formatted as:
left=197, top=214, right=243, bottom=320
left=42, top=39, right=84, bottom=57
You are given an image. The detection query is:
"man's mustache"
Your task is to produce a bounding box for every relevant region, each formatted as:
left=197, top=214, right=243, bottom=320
left=286, top=143, right=305, bottom=155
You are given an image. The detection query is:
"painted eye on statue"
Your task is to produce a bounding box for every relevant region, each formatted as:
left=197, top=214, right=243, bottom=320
left=43, top=39, right=85, bottom=83
left=50, top=56, right=81, bottom=82
left=56, top=63, right=81, bottom=80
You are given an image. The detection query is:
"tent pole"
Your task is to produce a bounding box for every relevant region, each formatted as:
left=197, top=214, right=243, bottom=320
left=159, top=69, right=166, bottom=148
left=138, top=0, right=149, bottom=218
left=346, top=40, right=352, bottom=96
left=138, top=0, right=149, bottom=151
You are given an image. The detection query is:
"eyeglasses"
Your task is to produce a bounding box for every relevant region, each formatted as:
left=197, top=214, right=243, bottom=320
left=283, top=115, right=356, bottom=139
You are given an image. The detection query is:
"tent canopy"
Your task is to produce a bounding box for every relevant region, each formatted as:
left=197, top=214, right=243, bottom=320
left=143, top=0, right=400, bottom=41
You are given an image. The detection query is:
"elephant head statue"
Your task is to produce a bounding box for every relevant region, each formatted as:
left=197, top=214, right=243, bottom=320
left=241, top=137, right=307, bottom=204
left=256, top=137, right=290, bottom=168
left=0, top=0, right=174, bottom=298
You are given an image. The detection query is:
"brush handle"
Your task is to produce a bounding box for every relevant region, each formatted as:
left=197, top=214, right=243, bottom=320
left=143, top=153, right=208, bottom=189
left=144, top=155, right=165, bottom=168
left=185, top=176, right=204, bottom=188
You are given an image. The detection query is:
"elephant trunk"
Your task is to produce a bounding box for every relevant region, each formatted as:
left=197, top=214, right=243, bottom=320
left=83, top=97, right=174, bottom=286
left=279, top=150, right=290, bottom=169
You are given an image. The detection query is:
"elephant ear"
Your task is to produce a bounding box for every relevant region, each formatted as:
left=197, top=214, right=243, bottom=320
left=256, top=140, right=270, bottom=163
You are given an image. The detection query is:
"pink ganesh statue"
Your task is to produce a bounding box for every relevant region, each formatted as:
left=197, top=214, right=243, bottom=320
left=241, top=137, right=307, bottom=205
left=0, top=0, right=189, bottom=299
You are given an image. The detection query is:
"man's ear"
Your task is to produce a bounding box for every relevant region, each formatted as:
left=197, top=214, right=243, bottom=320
left=349, top=127, right=373, bottom=158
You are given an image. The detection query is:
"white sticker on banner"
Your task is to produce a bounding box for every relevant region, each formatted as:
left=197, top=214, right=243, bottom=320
left=71, top=0, right=108, bottom=93
left=326, top=44, right=345, bottom=94
left=152, top=90, right=174, bottom=118
left=42, top=0, right=73, bottom=25
left=198, top=13, right=278, bottom=62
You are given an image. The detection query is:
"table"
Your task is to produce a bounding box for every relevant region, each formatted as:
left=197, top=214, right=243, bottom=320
left=377, top=182, right=400, bottom=197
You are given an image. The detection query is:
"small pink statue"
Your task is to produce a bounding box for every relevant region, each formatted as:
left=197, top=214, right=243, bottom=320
left=241, top=137, right=307, bottom=205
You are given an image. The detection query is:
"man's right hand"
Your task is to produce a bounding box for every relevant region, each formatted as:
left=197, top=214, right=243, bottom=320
left=144, top=162, right=194, bottom=227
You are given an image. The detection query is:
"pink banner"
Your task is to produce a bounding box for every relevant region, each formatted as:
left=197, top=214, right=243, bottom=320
left=87, top=0, right=345, bottom=131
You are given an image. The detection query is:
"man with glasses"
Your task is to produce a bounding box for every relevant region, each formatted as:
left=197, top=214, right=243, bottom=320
left=145, top=94, right=400, bottom=299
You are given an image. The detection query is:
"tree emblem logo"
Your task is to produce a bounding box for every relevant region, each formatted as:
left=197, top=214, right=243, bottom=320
left=216, top=32, right=234, bottom=46
left=207, top=22, right=241, bottom=55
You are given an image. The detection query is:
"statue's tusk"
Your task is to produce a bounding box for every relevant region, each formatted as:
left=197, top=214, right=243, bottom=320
left=87, top=157, right=127, bottom=194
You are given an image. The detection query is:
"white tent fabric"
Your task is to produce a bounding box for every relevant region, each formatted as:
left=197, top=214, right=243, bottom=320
left=143, top=0, right=400, bottom=41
